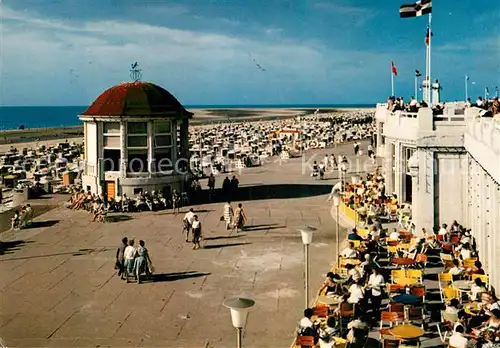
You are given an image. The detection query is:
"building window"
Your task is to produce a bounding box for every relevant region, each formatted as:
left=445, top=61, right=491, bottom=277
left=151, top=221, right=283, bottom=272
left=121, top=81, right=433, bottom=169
left=103, top=122, right=120, bottom=149
left=127, top=122, right=148, bottom=149
left=128, top=149, right=148, bottom=173
left=154, top=121, right=173, bottom=172
left=103, top=149, right=120, bottom=171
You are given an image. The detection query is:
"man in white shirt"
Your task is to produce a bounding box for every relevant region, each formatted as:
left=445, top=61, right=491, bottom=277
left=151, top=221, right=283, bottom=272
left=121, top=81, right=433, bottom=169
left=346, top=264, right=361, bottom=283
left=367, top=268, right=385, bottom=320
left=449, top=325, right=469, bottom=348
left=347, top=280, right=365, bottom=304
left=183, top=208, right=196, bottom=242
left=123, top=240, right=136, bottom=278
left=438, top=223, right=449, bottom=236
left=341, top=242, right=358, bottom=259
left=389, top=229, right=400, bottom=241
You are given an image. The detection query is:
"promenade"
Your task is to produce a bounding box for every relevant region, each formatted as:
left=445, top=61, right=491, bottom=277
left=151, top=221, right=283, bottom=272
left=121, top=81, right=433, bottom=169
left=0, top=142, right=377, bottom=347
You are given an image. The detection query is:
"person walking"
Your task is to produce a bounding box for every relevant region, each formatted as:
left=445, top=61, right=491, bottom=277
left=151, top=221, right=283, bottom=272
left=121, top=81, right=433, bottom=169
left=134, top=240, right=153, bottom=284
left=182, top=208, right=195, bottom=242
left=207, top=174, right=216, bottom=201
left=222, top=176, right=231, bottom=200
left=123, top=239, right=136, bottom=282
left=354, top=141, right=359, bottom=156
left=366, top=267, right=385, bottom=322
left=191, top=215, right=202, bottom=250
left=115, top=237, right=128, bottom=279
left=223, top=201, right=235, bottom=232
left=234, top=203, right=247, bottom=232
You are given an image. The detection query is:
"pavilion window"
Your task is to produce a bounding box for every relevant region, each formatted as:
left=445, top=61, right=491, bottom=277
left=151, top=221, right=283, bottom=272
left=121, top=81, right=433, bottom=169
left=128, top=149, right=148, bottom=173
left=127, top=122, right=148, bottom=149
left=103, top=122, right=120, bottom=149
left=154, top=121, right=173, bottom=172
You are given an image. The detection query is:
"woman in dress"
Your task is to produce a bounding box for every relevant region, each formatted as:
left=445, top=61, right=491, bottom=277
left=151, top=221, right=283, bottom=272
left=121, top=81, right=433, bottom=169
left=223, top=201, right=234, bottom=232
left=234, top=203, right=247, bottom=232
left=134, top=240, right=153, bottom=284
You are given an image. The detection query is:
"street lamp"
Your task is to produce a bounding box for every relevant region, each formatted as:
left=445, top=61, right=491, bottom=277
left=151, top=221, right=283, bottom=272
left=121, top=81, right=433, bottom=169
left=223, top=297, right=256, bottom=348
left=332, top=191, right=341, bottom=264
left=299, top=225, right=316, bottom=308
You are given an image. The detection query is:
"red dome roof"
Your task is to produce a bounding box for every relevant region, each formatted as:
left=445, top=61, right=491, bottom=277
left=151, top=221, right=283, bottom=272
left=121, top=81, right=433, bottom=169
left=81, top=81, right=193, bottom=118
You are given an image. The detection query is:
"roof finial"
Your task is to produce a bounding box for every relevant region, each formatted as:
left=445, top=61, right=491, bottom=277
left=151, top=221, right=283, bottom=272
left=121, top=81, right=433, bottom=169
left=130, top=62, right=142, bottom=82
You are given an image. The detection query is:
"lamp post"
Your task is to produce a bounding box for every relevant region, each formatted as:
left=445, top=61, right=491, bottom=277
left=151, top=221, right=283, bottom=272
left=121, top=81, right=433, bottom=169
left=299, top=225, right=316, bottom=308
left=223, top=297, right=255, bottom=348
left=332, top=191, right=341, bottom=263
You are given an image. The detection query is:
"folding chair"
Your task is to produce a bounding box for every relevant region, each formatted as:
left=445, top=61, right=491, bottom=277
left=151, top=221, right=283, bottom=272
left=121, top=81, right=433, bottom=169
left=407, top=269, right=423, bottom=283
left=442, top=287, right=460, bottom=303
left=471, top=274, right=489, bottom=288
left=391, top=269, right=407, bottom=282
left=380, top=312, right=402, bottom=339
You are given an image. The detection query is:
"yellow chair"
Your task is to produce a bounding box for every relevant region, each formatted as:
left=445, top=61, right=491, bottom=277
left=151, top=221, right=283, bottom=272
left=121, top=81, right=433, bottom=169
left=407, top=269, right=423, bottom=283
left=357, top=228, right=370, bottom=238
left=394, top=277, right=419, bottom=287
left=334, top=337, right=348, bottom=348
left=387, top=246, right=399, bottom=257
left=346, top=240, right=361, bottom=249
left=463, top=258, right=477, bottom=269
left=391, top=270, right=407, bottom=282
left=334, top=268, right=349, bottom=277
left=472, top=274, right=489, bottom=286
left=442, top=287, right=460, bottom=302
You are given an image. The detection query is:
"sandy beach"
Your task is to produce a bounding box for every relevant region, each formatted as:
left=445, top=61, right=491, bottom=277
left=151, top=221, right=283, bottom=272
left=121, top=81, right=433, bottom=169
left=0, top=107, right=375, bottom=151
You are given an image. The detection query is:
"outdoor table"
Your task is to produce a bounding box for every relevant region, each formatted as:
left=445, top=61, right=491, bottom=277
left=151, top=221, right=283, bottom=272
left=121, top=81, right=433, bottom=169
left=392, top=294, right=422, bottom=305
left=464, top=302, right=481, bottom=315
left=388, top=323, right=425, bottom=339
left=392, top=294, right=422, bottom=322
left=392, top=258, right=417, bottom=267
left=317, top=296, right=342, bottom=306
left=454, top=280, right=472, bottom=291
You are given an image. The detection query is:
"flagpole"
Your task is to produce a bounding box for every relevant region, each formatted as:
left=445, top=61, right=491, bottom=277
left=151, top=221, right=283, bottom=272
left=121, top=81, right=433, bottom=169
left=465, top=76, right=468, bottom=101
left=428, top=13, right=432, bottom=105
left=415, top=75, right=418, bottom=100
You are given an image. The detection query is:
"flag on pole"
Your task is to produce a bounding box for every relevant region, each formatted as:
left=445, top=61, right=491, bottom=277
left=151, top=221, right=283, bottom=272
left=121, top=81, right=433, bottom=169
left=425, top=25, right=433, bottom=46
left=466, top=76, right=470, bottom=81
left=486, top=87, right=490, bottom=96
left=415, top=70, right=422, bottom=77
left=400, top=0, right=432, bottom=18
left=392, top=62, right=398, bottom=76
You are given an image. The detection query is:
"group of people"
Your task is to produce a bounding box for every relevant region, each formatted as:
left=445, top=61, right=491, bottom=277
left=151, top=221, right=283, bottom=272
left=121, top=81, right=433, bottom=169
left=65, top=189, right=107, bottom=222
left=115, top=237, right=154, bottom=284
left=467, top=96, right=500, bottom=116
left=10, top=204, right=34, bottom=230
left=296, top=214, right=500, bottom=348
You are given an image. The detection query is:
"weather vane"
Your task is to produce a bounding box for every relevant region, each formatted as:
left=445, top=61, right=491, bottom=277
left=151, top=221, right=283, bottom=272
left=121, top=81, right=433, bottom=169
left=130, top=62, right=142, bottom=81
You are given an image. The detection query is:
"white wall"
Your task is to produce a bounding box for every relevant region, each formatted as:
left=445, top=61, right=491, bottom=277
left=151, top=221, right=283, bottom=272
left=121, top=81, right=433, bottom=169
left=86, top=122, right=98, bottom=167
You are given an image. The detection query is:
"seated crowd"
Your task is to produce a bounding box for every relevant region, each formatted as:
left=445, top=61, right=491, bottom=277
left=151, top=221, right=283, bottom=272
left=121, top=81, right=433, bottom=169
left=295, top=188, right=498, bottom=347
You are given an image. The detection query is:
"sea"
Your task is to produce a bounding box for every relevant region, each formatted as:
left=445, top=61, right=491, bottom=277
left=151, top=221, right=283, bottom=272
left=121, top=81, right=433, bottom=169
left=0, top=104, right=375, bottom=130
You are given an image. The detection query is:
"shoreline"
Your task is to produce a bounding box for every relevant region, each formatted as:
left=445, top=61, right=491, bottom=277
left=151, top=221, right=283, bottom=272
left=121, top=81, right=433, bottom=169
left=0, top=107, right=375, bottom=147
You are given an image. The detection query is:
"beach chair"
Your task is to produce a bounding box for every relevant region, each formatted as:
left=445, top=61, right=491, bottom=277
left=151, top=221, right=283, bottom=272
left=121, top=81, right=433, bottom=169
left=407, top=269, right=423, bottom=283
left=442, top=287, right=460, bottom=303
left=471, top=274, right=489, bottom=288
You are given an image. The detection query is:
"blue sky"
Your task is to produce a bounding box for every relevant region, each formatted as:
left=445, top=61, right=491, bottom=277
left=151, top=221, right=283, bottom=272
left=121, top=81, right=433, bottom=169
left=0, top=0, right=498, bottom=106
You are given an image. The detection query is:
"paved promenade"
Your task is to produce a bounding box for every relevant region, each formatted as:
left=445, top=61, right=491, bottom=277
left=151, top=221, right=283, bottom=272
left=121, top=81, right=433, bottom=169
left=0, top=142, right=377, bottom=347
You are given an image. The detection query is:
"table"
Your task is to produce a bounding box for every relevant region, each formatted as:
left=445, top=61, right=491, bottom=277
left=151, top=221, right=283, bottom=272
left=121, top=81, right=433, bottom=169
left=317, top=296, right=342, bottom=306
left=454, top=280, right=472, bottom=291
left=392, top=294, right=422, bottom=305
left=464, top=302, right=481, bottom=315
left=392, top=258, right=417, bottom=267
left=389, top=324, right=425, bottom=339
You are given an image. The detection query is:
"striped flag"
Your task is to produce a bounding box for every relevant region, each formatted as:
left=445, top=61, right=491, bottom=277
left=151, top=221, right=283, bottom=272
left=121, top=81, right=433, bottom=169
left=425, top=25, right=433, bottom=46
left=392, top=62, right=398, bottom=76
left=415, top=70, right=422, bottom=77
left=400, top=0, right=432, bottom=18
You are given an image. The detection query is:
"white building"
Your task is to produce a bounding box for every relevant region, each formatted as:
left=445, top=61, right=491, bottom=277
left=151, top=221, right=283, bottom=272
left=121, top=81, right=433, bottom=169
left=79, top=81, right=192, bottom=200
left=375, top=103, right=500, bottom=291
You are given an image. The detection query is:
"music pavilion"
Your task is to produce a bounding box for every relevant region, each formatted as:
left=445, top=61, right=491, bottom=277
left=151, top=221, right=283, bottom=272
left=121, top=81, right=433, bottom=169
left=79, top=81, right=192, bottom=200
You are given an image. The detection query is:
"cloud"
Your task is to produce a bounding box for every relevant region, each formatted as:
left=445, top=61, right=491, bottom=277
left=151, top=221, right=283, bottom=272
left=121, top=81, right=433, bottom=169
left=0, top=4, right=393, bottom=105
left=312, top=1, right=378, bottom=27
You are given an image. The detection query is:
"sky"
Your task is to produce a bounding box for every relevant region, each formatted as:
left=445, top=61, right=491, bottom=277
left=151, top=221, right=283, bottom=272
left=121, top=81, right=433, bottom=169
left=0, top=0, right=499, bottom=106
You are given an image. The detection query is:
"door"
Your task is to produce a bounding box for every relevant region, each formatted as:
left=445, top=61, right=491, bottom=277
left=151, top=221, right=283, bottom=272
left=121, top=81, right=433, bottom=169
left=106, top=181, right=116, bottom=201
